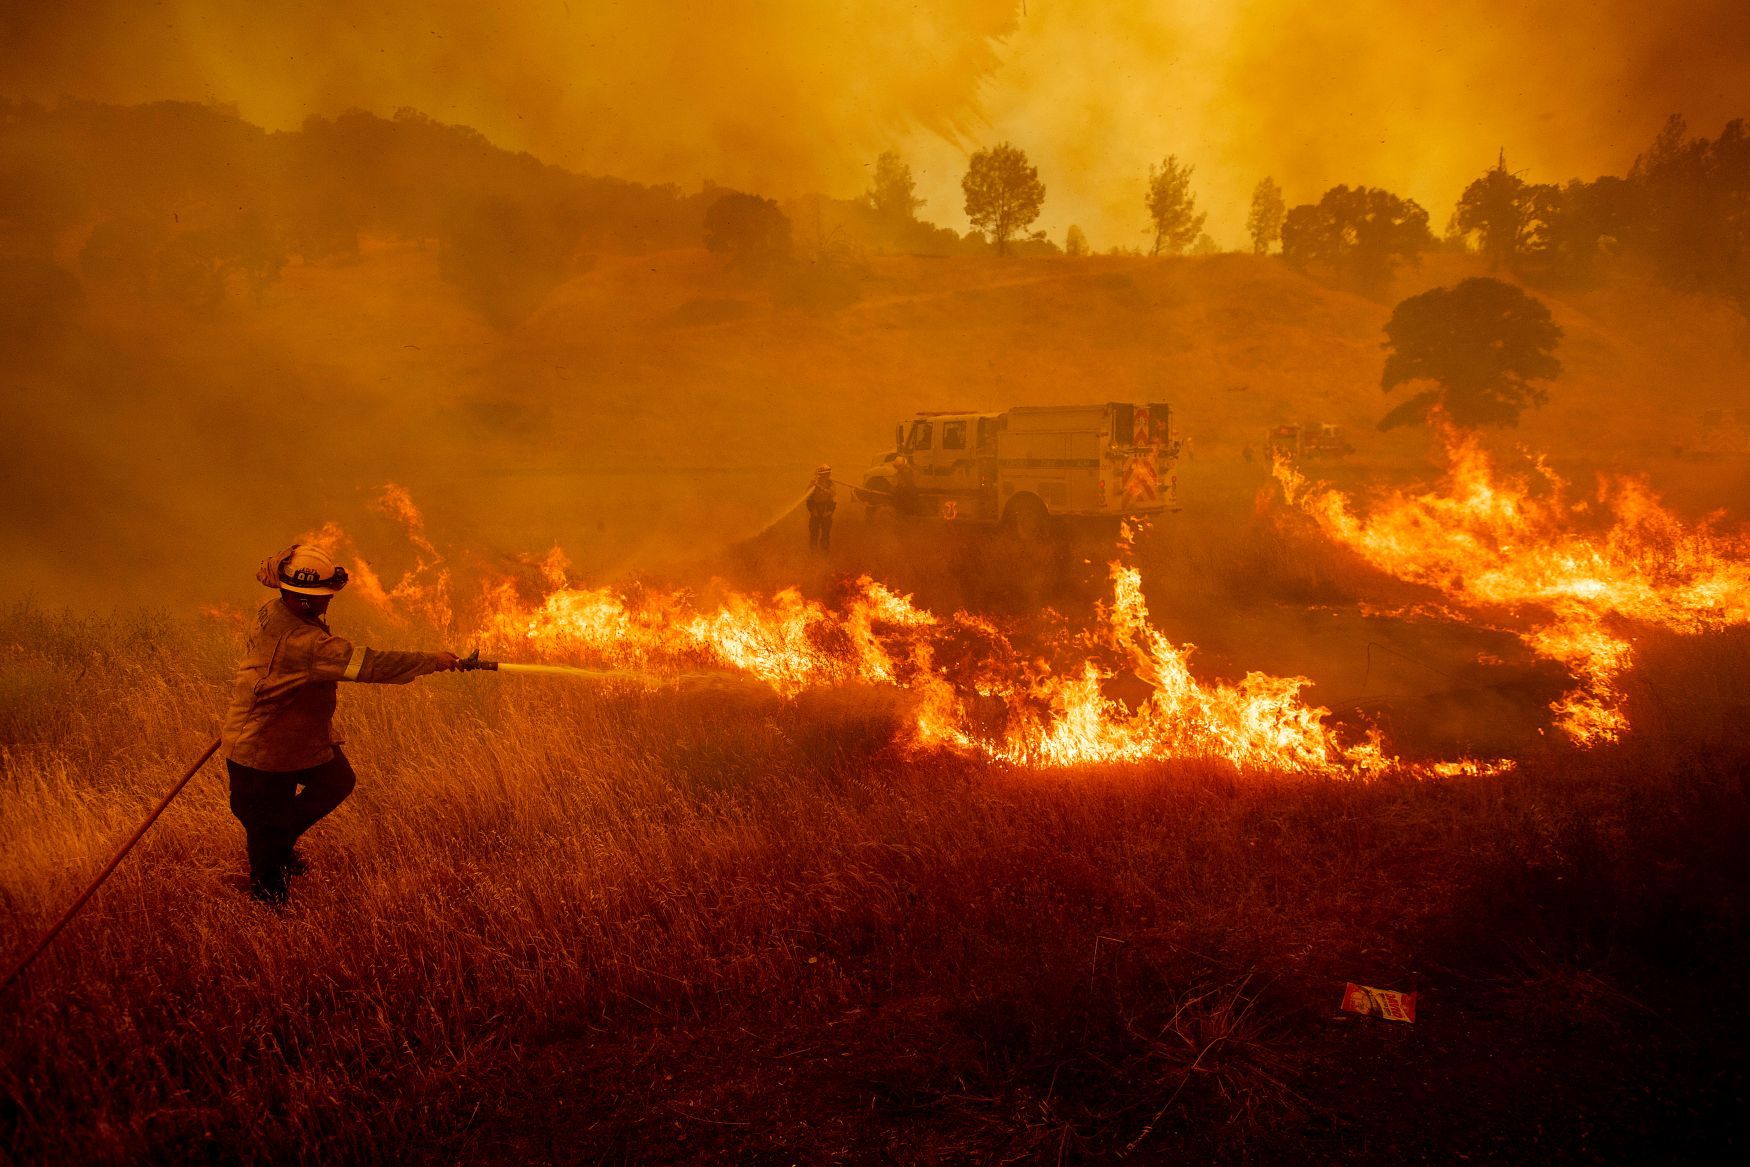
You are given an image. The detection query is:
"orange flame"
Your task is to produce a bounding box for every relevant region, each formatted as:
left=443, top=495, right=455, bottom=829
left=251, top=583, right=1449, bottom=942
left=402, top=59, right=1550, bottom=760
left=305, top=490, right=1513, bottom=778
left=1276, top=427, right=1750, bottom=744
left=475, top=556, right=1445, bottom=777
left=299, top=486, right=452, bottom=630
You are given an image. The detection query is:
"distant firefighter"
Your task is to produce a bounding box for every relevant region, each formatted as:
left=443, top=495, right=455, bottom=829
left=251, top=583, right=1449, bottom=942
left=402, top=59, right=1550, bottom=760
left=892, top=454, right=922, bottom=517
left=807, top=464, right=838, bottom=551
left=221, top=544, right=457, bottom=906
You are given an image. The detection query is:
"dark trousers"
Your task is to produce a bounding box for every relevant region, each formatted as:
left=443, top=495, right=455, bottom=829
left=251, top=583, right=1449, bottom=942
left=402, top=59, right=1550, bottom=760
left=227, top=750, right=356, bottom=886
left=808, top=511, right=833, bottom=551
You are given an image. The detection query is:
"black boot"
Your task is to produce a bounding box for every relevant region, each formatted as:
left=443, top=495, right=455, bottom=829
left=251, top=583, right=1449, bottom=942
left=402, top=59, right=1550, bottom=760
left=248, top=866, right=289, bottom=907
left=245, top=830, right=292, bottom=906
left=281, top=846, right=308, bottom=877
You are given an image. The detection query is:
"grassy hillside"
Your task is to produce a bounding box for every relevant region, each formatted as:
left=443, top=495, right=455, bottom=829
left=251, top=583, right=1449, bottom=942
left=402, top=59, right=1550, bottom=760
left=9, top=236, right=1748, bottom=609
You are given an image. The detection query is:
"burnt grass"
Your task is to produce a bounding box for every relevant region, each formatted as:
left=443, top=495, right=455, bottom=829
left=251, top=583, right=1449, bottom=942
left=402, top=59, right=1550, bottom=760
left=438, top=741, right=1750, bottom=1166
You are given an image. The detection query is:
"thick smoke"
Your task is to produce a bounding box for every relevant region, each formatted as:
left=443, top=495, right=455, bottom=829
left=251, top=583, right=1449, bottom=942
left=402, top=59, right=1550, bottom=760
left=4, top=2, right=1747, bottom=245
left=0, top=1, right=1018, bottom=205
left=900, top=0, right=1750, bottom=247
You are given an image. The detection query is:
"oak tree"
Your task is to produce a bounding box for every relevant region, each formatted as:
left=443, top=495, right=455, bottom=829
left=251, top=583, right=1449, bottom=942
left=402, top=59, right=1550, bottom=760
left=962, top=142, right=1045, bottom=256
left=1379, top=277, right=1563, bottom=430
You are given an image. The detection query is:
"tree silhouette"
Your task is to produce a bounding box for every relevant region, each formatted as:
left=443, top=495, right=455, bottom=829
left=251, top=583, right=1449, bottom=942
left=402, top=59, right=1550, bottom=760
left=1282, top=185, right=1433, bottom=292
left=1247, top=177, right=1285, bottom=254
left=1064, top=224, right=1089, bottom=256
left=1625, top=115, right=1749, bottom=310
left=865, top=151, right=924, bottom=223
left=1453, top=151, right=1559, bottom=271
left=703, top=191, right=792, bottom=270
left=1537, top=176, right=1632, bottom=284
left=1378, top=277, right=1563, bottom=430
left=1144, top=156, right=1205, bottom=255
left=961, top=142, right=1044, bottom=256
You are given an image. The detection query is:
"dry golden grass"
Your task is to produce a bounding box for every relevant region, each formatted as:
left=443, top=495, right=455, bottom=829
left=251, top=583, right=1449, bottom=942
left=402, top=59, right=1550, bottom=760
left=3, top=598, right=1748, bottom=1164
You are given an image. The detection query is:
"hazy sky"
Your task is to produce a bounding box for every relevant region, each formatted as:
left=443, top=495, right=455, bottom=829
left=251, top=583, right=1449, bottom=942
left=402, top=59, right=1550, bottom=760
left=3, top=1, right=1745, bottom=248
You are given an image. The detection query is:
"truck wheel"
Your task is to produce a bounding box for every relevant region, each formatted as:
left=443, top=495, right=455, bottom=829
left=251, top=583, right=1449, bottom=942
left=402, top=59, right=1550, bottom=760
left=1003, top=494, right=1054, bottom=543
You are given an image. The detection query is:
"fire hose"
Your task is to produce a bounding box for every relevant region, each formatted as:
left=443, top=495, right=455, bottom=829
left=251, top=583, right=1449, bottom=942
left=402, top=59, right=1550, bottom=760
left=2, top=738, right=221, bottom=994
left=454, top=650, right=755, bottom=689
left=0, top=653, right=757, bottom=993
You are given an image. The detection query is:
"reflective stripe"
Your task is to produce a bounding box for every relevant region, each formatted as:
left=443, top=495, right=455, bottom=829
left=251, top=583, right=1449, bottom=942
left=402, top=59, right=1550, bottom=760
left=343, top=646, right=366, bottom=681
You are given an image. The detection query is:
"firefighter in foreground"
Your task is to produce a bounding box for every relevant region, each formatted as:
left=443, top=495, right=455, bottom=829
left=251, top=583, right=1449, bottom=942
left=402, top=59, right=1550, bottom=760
left=806, top=464, right=837, bottom=552
left=222, top=544, right=456, bottom=905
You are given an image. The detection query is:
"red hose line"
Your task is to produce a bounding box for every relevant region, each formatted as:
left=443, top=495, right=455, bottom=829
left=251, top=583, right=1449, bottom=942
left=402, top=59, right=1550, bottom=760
left=2, top=738, right=221, bottom=995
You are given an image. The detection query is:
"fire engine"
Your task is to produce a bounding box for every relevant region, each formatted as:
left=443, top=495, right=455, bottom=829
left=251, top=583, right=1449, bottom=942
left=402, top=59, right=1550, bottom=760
left=1264, top=422, right=1354, bottom=460
left=858, top=403, right=1180, bottom=536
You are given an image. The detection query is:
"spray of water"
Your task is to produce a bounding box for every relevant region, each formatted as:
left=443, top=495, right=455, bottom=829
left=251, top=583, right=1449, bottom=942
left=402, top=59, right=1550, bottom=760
left=494, top=662, right=759, bottom=691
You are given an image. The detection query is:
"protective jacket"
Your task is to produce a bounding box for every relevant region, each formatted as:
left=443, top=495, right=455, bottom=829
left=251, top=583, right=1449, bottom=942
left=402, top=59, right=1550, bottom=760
left=806, top=481, right=837, bottom=515
left=222, top=598, right=447, bottom=771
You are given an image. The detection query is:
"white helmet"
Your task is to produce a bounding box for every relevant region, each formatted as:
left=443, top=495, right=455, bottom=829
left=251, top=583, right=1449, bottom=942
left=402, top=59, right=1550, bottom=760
left=273, top=544, right=350, bottom=595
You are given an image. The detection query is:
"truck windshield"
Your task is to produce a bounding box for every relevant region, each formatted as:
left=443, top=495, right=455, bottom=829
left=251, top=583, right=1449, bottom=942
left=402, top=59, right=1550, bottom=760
left=908, top=420, right=933, bottom=451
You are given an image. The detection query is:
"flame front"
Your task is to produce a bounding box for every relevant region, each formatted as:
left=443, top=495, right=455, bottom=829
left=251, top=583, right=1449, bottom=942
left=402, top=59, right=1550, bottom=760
left=320, top=485, right=1514, bottom=778
left=474, top=559, right=1409, bottom=777
left=1276, top=426, right=1750, bottom=744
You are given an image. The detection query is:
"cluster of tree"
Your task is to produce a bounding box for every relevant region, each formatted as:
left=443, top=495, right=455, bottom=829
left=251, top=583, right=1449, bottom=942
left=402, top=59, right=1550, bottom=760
left=702, top=190, right=792, bottom=269
left=1450, top=118, right=1749, bottom=307
left=1280, top=186, right=1435, bottom=292
left=12, top=98, right=1743, bottom=330
left=0, top=99, right=718, bottom=328
left=80, top=208, right=286, bottom=307
left=956, top=144, right=1220, bottom=257
left=701, top=147, right=1057, bottom=273
left=836, top=151, right=982, bottom=255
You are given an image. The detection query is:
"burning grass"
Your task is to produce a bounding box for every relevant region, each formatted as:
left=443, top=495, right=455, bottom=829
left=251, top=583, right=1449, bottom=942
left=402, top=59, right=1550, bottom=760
left=299, top=492, right=1501, bottom=779
left=1277, top=425, right=1750, bottom=745
left=2, top=606, right=1748, bottom=1163
left=5, top=435, right=1749, bottom=1162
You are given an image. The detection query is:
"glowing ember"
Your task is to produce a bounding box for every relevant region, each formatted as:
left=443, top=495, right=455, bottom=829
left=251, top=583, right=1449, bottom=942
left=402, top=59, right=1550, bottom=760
left=1276, top=425, right=1750, bottom=744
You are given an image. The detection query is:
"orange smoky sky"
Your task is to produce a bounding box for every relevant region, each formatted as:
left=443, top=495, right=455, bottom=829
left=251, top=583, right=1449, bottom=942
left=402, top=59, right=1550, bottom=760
left=2, top=0, right=1745, bottom=249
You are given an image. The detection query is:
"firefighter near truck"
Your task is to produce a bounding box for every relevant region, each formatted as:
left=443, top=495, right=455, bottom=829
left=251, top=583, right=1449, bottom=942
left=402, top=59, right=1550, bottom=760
left=858, top=403, right=1180, bottom=538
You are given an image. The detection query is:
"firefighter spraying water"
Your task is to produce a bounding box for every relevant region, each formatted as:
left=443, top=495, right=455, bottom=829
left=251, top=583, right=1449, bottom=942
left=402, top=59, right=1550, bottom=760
left=806, top=464, right=837, bottom=552
left=220, top=545, right=460, bottom=905
left=1, top=542, right=751, bottom=985
left=218, top=546, right=750, bottom=906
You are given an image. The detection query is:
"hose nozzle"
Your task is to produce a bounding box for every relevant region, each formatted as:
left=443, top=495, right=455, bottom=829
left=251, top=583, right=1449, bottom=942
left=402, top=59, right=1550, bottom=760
left=455, top=648, right=499, bottom=672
